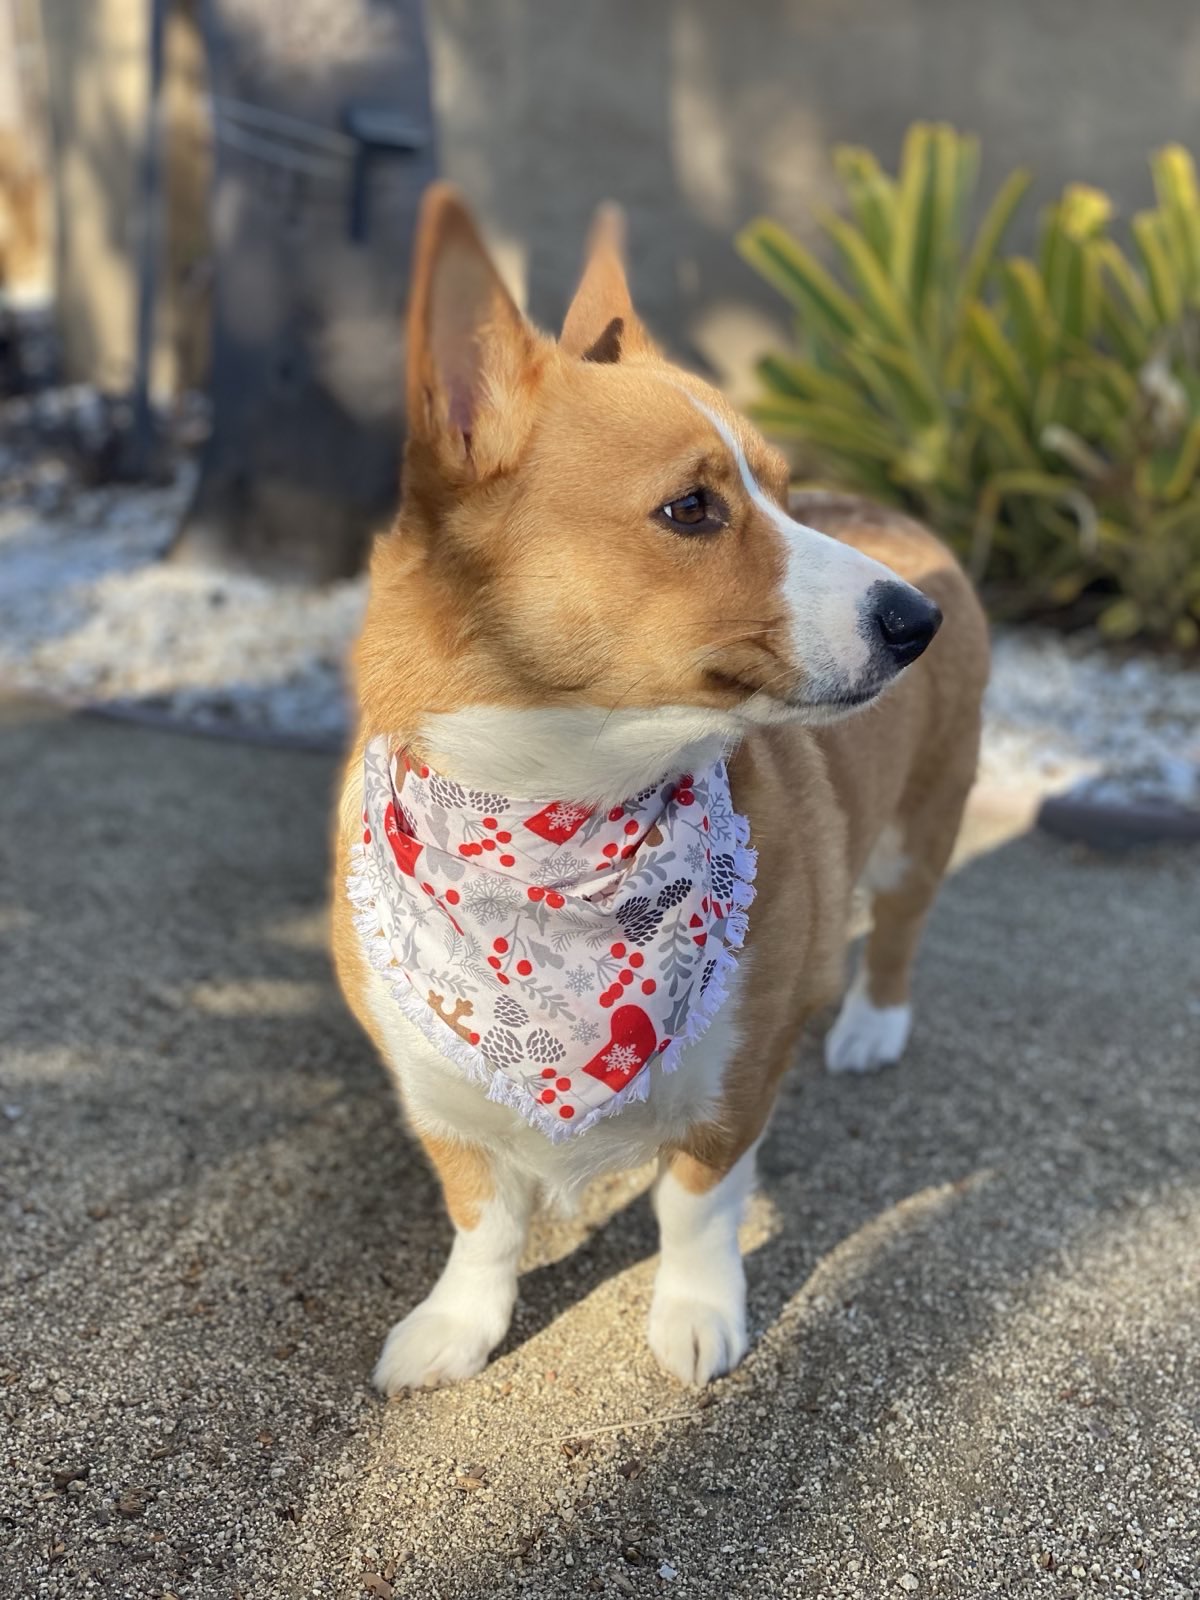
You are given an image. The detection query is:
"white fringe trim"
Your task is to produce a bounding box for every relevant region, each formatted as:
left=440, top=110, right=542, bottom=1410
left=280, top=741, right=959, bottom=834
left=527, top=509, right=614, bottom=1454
left=344, top=808, right=757, bottom=1144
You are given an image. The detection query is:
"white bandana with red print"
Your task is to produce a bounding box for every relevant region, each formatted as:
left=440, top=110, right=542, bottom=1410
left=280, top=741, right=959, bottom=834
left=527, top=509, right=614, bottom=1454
left=347, top=736, right=756, bottom=1140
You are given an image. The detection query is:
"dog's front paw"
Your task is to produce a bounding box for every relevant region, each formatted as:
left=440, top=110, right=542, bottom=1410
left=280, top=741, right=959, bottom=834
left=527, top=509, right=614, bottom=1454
left=373, top=1304, right=497, bottom=1394
left=648, top=1277, right=748, bottom=1386
left=825, top=981, right=912, bottom=1075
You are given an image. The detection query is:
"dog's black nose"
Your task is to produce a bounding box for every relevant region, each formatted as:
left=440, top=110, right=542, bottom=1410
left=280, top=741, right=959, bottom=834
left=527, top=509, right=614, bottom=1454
left=871, top=581, right=943, bottom=668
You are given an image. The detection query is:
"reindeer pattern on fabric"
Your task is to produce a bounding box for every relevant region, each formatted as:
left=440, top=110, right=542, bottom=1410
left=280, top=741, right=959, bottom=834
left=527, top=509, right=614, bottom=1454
left=347, top=738, right=757, bottom=1140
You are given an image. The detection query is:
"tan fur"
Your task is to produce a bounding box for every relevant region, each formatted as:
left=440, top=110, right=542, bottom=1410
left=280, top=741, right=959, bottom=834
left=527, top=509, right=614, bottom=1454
left=670, top=502, right=987, bottom=1190
left=332, top=185, right=988, bottom=1224
left=559, top=203, right=659, bottom=362
left=418, top=1134, right=494, bottom=1230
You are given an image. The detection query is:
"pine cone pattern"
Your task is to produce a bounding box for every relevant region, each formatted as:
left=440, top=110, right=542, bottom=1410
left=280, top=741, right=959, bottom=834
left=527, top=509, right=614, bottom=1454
left=429, top=774, right=468, bottom=810
left=656, top=878, right=692, bottom=911
left=480, top=1026, right=523, bottom=1067
left=526, top=1027, right=566, bottom=1064
left=711, top=852, right=736, bottom=902
left=494, top=994, right=530, bottom=1027
left=468, top=790, right=510, bottom=814
left=615, top=896, right=664, bottom=946
left=355, top=736, right=755, bottom=1137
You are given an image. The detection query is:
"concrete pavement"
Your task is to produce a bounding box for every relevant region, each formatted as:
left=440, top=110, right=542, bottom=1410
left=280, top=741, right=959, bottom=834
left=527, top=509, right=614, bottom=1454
left=1, top=694, right=1197, bottom=1599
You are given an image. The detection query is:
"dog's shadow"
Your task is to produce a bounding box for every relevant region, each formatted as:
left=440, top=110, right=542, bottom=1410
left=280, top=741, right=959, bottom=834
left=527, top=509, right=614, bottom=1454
left=502, top=1188, right=659, bottom=1352
left=496, top=1083, right=831, bottom=1359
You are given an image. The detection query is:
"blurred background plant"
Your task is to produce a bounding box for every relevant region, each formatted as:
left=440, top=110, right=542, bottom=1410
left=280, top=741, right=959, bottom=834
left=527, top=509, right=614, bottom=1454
left=738, top=125, right=1200, bottom=650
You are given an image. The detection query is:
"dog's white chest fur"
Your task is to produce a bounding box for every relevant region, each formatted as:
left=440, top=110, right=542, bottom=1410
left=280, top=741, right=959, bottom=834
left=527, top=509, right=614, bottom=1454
left=363, top=957, right=745, bottom=1203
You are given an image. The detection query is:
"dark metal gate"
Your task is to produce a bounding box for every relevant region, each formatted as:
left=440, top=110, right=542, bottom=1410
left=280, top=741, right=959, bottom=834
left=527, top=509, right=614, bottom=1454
left=174, top=0, right=436, bottom=579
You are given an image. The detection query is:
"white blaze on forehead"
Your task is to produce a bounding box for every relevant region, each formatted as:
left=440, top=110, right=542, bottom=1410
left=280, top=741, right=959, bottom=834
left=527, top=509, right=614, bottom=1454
left=672, top=385, right=900, bottom=702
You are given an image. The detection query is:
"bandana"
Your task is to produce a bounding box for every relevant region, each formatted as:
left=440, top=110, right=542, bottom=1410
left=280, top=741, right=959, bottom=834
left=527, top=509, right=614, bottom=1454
left=347, top=736, right=756, bottom=1141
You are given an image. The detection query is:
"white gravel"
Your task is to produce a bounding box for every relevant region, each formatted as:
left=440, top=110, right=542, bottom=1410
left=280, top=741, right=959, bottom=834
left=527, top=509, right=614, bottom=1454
left=0, top=405, right=365, bottom=746
left=980, top=632, right=1200, bottom=810
left=1, top=392, right=1197, bottom=808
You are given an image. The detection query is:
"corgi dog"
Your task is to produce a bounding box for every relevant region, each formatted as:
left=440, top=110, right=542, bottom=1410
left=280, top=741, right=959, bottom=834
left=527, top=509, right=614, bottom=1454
left=331, top=186, right=988, bottom=1393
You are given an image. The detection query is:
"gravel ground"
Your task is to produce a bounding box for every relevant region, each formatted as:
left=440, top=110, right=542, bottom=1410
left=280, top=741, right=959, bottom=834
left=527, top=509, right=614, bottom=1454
left=1, top=693, right=1198, bottom=1599
left=1, top=390, right=1199, bottom=808
left=0, top=394, right=362, bottom=748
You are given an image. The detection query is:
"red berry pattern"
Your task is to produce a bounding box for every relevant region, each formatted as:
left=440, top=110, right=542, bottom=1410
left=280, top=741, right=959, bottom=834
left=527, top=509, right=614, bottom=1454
left=354, top=738, right=754, bottom=1138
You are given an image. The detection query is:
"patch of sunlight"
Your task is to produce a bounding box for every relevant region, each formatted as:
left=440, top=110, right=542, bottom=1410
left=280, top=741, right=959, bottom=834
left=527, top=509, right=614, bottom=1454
left=185, top=978, right=327, bottom=1018
left=779, top=1171, right=995, bottom=1313
left=0, top=903, right=35, bottom=935
left=688, top=299, right=791, bottom=405
left=261, top=907, right=331, bottom=953
left=3, top=1043, right=123, bottom=1087
left=898, top=1179, right=1200, bottom=1493
left=951, top=782, right=1042, bottom=873
left=522, top=1161, right=658, bottom=1272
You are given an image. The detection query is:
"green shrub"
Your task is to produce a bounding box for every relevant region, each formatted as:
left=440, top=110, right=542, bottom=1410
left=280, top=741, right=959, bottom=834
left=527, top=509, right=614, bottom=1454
left=737, top=125, right=1200, bottom=649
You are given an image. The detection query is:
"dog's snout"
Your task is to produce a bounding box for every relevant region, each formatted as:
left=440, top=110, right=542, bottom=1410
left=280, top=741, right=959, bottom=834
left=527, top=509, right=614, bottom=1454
left=871, top=581, right=942, bottom=669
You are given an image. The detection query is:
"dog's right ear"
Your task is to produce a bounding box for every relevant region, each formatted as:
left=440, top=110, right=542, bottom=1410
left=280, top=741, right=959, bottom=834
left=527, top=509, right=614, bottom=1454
left=560, top=203, right=659, bottom=363
left=406, top=183, right=541, bottom=480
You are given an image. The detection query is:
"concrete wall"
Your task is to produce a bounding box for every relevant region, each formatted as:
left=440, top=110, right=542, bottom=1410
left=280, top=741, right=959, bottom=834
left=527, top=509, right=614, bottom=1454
left=427, top=0, right=1200, bottom=395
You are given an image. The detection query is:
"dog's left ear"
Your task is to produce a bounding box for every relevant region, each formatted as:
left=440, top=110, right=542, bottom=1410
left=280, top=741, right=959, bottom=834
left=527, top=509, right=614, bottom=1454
left=560, top=203, right=659, bottom=364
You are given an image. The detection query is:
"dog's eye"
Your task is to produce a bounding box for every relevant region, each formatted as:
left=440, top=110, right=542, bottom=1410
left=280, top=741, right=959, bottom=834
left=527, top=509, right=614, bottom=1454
left=654, top=488, right=726, bottom=536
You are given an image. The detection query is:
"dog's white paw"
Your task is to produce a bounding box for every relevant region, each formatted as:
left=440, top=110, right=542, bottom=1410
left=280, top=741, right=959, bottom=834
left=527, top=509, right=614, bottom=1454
left=825, top=978, right=912, bottom=1074
left=373, top=1303, right=498, bottom=1394
left=648, top=1286, right=748, bottom=1385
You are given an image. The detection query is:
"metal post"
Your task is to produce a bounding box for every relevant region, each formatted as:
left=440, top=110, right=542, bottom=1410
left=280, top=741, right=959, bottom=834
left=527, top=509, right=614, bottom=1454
left=129, top=0, right=167, bottom=476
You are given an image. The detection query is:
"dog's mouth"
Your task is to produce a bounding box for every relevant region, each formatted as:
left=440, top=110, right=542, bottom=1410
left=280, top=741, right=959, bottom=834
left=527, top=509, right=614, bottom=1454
left=705, top=669, right=880, bottom=719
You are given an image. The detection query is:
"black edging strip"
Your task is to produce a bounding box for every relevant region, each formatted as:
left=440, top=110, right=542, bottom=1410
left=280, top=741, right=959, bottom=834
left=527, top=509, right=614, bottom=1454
left=80, top=699, right=346, bottom=756
left=1038, top=794, right=1200, bottom=849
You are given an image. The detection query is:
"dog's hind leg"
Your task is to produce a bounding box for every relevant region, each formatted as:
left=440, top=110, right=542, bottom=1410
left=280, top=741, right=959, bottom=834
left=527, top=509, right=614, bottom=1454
left=825, top=754, right=976, bottom=1075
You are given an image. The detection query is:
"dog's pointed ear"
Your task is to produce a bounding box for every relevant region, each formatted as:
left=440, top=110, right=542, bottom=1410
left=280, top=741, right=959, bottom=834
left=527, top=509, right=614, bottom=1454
left=406, top=183, right=542, bottom=478
left=560, top=203, right=658, bottom=363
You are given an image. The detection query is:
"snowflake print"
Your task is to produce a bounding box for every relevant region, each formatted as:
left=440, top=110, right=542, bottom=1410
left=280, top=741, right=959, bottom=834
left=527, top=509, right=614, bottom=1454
left=403, top=772, right=430, bottom=808
left=601, top=1042, right=641, bottom=1074
left=462, top=879, right=522, bottom=924
left=546, top=802, right=589, bottom=832
left=535, top=851, right=591, bottom=887
left=356, top=731, right=754, bottom=1142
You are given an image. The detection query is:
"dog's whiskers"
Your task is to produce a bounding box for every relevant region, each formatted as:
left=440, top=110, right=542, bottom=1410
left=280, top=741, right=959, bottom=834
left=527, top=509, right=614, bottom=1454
left=588, top=625, right=780, bottom=758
